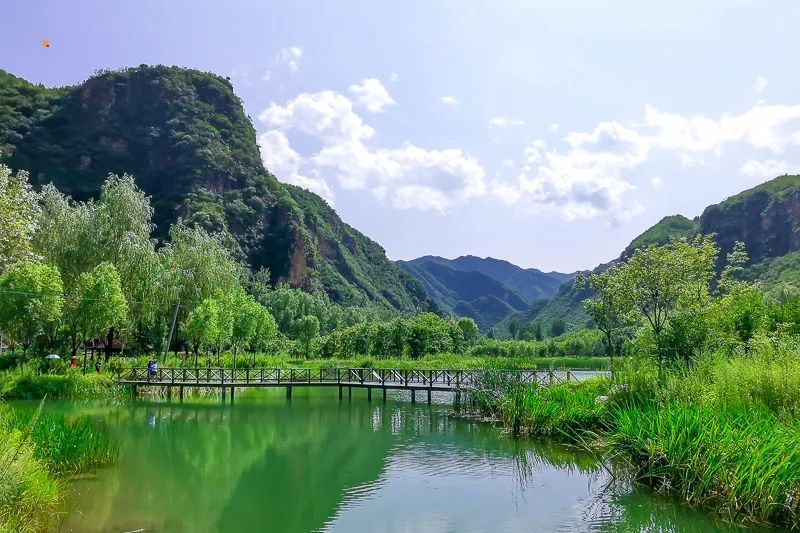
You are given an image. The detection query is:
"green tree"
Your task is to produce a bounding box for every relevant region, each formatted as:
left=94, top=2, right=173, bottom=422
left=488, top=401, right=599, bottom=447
left=183, top=298, right=220, bottom=365
left=578, top=267, right=631, bottom=364
left=456, top=317, right=479, bottom=347
left=0, top=165, right=40, bottom=272
left=549, top=317, right=567, bottom=337
left=297, top=315, right=320, bottom=358
left=249, top=305, right=277, bottom=364
left=67, top=262, right=128, bottom=358
left=0, top=262, right=64, bottom=356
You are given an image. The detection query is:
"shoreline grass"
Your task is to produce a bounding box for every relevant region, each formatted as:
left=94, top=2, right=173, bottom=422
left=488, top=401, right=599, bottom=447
left=0, top=401, right=119, bottom=532
left=463, top=352, right=800, bottom=529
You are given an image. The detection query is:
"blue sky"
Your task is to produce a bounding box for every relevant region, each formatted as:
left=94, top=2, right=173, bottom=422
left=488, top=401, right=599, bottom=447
left=4, top=1, right=800, bottom=272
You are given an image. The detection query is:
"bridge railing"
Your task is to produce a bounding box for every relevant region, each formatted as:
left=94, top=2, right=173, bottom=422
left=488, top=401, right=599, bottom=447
left=113, top=367, right=592, bottom=388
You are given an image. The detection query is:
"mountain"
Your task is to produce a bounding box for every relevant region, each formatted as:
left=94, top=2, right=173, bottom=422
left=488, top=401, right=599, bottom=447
left=0, top=66, right=430, bottom=312
left=397, top=255, right=573, bottom=330
left=513, top=175, right=800, bottom=336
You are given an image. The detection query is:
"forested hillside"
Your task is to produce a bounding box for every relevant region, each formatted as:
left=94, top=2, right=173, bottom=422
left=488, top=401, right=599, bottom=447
left=0, top=66, right=430, bottom=312
left=397, top=255, right=572, bottom=330
left=502, top=175, right=800, bottom=338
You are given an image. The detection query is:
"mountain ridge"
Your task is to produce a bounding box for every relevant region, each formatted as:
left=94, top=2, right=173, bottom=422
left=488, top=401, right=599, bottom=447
left=0, top=65, right=431, bottom=312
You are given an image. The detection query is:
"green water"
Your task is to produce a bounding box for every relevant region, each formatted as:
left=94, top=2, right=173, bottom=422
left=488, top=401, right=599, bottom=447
left=23, top=389, right=768, bottom=532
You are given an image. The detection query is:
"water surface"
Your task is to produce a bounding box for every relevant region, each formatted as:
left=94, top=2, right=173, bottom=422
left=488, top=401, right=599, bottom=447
left=17, top=388, right=769, bottom=532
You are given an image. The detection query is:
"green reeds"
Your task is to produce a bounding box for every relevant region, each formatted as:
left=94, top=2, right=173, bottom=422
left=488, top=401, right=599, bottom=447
left=610, top=404, right=800, bottom=527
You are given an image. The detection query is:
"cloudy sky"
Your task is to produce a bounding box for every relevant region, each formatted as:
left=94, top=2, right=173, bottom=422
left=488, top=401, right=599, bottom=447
left=4, top=1, right=800, bottom=272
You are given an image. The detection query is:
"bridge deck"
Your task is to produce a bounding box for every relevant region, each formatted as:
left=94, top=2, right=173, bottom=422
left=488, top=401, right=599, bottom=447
left=115, top=367, right=597, bottom=390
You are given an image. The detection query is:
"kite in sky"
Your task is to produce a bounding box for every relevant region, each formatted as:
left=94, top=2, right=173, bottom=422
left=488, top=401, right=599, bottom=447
left=41, top=40, right=50, bottom=48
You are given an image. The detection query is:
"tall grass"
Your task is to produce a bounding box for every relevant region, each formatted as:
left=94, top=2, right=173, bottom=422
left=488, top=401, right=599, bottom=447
left=0, top=400, right=119, bottom=531
left=2, top=410, right=118, bottom=476
left=0, top=424, right=61, bottom=533
left=0, top=366, right=116, bottom=400
left=611, top=404, right=800, bottom=527
left=468, top=340, right=800, bottom=528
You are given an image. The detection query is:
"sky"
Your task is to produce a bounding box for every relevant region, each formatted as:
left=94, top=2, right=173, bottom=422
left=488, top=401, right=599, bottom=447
left=4, top=1, right=800, bottom=273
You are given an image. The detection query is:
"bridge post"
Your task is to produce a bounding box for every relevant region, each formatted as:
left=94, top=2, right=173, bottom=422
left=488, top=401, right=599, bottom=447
left=179, top=386, right=184, bottom=403
left=411, top=389, right=416, bottom=404
left=339, top=385, right=343, bottom=400
left=348, top=386, right=352, bottom=401
left=221, top=386, right=226, bottom=403
left=131, top=385, right=137, bottom=400
left=454, top=390, right=461, bottom=410
left=427, top=389, right=431, bottom=405
left=166, top=386, right=172, bottom=402
left=382, top=387, right=387, bottom=403
left=367, top=387, right=372, bottom=402
left=286, top=386, right=292, bottom=400
left=230, top=386, right=235, bottom=404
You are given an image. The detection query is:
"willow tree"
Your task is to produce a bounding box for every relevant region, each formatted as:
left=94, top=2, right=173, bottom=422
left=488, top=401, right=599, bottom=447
left=67, top=262, right=128, bottom=359
left=0, top=262, right=64, bottom=356
left=0, top=165, right=40, bottom=273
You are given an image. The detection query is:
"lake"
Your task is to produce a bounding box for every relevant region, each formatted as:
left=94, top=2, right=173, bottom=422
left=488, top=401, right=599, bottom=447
left=18, top=388, right=768, bottom=532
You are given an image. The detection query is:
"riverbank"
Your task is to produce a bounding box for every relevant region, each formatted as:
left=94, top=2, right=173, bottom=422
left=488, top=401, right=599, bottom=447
left=0, top=368, right=118, bottom=400
left=0, top=402, right=118, bottom=532
left=466, top=352, right=800, bottom=529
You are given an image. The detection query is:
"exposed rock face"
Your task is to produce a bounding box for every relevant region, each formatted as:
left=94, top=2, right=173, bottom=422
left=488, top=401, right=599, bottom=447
left=0, top=66, right=429, bottom=311
left=700, top=180, right=800, bottom=263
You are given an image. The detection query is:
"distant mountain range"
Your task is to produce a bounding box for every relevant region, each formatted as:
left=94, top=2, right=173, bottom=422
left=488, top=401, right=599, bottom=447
left=396, top=255, right=575, bottom=330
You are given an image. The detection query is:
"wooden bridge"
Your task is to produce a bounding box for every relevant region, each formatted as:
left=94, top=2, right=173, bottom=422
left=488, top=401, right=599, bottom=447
left=114, top=367, right=598, bottom=403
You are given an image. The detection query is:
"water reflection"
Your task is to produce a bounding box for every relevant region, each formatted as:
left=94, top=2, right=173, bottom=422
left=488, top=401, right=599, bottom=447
left=9, top=389, right=767, bottom=532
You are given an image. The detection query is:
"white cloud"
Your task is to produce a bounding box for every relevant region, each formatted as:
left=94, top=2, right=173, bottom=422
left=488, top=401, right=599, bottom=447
left=489, top=102, right=800, bottom=224
left=501, top=159, right=515, bottom=168
left=489, top=116, right=524, bottom=128
left=389, top=72, right=399, bottom=82
left=650, top=176, right=663, bottom=191
left=278, top=45, right=303, bottom=73
left=259, top=90, right=374, bottom=143
left=262, top=70, right=272, bottom=82
left=754, top=75, right=768, bottom=94
left=258, top=129, right=335, bottom=204
left=740, top=159, right=800, bottom=179
left=441, top=96, right=460, bottom=109
left=348, top=78, right=396, bottom=113
left=549, top=123, right=560, bottom=132
left=259, top=88, right=486, bottom=212
left=392, top=185, right=452, bottom=214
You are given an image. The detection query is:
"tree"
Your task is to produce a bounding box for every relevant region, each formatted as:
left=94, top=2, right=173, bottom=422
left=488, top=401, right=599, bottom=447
left=249, top=305, right=277, bottom=364
left=0, top=262, right=64, bottom=356
left=549, top=317, right=566, bottom=337
left=68, top=262, right=128, bottom=358
left=297, top=315, right=320, bottom=358
left=578, top=267, right=631, bottom=365
left=229, top=290, right=261, bottom=369
left=532, top=322, right=543, bottom=341
left=183, top=298, right=220, bottom=365
left=456, top=317, right=479, bottom=347
left=0, top=165, right=41, bottom=272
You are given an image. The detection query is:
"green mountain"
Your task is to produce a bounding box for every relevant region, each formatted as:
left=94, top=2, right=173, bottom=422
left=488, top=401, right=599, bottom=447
left=0, top=66, right=429, bottom=312
left=511, top=175, right=800, bottom=336
left=396, top=255, right=572, bottom=330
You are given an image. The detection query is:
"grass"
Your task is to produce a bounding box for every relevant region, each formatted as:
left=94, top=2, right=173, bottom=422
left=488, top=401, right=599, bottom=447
left=0, top=400, right=119, bottom=532
left=610, top=404, right=800, bottom=527
left=466, top=345, right=800, bottom=529
left=0, top=366, right=116, bottom=400
left=2, top=409, right=118, bottom=476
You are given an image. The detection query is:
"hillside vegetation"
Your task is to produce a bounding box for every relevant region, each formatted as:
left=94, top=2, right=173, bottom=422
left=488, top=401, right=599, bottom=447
left=397, top=255, right=571, bottom=330
left=0, top=66, right=429, bottom=312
